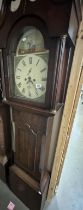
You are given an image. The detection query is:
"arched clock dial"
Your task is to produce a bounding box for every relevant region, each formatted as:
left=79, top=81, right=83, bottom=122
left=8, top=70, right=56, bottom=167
left=16, top=27, right=44, bottom=55
left=14, top=53, right=48, bottom=100
left=8, top=27, right=49, bottom=104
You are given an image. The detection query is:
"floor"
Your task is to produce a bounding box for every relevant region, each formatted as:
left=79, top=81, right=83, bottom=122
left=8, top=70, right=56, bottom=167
left=44, top=87, right=83, bottom=210
left=0, top=180, right=29, bottom=210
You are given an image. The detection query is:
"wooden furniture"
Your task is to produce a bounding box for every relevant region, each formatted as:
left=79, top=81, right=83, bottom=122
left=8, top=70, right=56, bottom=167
left=48, top=20, right=83, bottom=200
left=0, top=103, right=11, bottom=182
left=0, top=0, right=81, bottom=209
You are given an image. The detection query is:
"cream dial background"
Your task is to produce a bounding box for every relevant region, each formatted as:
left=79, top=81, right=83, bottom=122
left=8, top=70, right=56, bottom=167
left=15, top=54, right=48, bottom=99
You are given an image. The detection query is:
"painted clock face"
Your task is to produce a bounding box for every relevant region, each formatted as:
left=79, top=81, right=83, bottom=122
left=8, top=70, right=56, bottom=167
left=9, top=27, right=49, bottom=103
left=15, top=53, right=48, bottom=100
left=16, top=27, right=44, bottom=55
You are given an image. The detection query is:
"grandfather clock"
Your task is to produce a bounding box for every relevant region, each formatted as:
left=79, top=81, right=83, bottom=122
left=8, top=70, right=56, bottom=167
left=0, top=0, right=81, bottom=209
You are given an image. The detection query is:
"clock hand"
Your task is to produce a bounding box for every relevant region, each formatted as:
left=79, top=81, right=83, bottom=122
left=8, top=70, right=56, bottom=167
left=30, top=80, right=38, bottom=96
left=25, top=76, right=31, bottom=82
left=25, top=79, right=29, bottom=84
left=28, top=90, right=31, bottom=97
left=27, top=68, right=32, bottom=76
left=24, top=68, right=32, bottom=80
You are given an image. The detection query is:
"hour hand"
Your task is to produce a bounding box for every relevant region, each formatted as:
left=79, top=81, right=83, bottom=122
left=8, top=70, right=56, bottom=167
left=24, top=78, right=30, bottom=84
left=27, top=68, right=32, bottom=76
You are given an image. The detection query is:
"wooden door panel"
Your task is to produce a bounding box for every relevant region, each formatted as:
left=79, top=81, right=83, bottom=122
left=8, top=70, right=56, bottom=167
left=11, top=107, right=55, bottom=184
left=14, top=125, right=42, bottom=180
left=12, top=108, right=47, bottom=132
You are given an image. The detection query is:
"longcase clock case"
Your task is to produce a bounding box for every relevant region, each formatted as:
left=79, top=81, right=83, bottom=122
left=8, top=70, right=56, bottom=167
left=0, top=0, right=81, bottom=210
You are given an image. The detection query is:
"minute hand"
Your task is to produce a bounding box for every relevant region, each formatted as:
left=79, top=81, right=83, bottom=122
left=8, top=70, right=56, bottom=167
left=27, top=68, right=32, bottom=76
left=30, top=80, right=38, bottom=96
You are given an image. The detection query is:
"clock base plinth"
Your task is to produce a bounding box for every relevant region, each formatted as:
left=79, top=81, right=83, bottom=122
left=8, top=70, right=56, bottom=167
left=9, top=165, right=49, bottom=210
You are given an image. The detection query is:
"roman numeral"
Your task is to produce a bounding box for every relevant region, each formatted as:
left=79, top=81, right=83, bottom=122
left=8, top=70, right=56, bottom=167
left=22, top=60, right=26, bottom=66
left=41, top=86, right=45, bottom=91
left=17, top=82, right=22, bottom=88
left=29, top=91, right=31, bottom=97
left=36, top=59, right=40, bottom=66
left=29, top=57, right=32, bottom=64
left=17, top=68, right=22, bottom=72
left=40, top=68, right=46, bottom=73
left=42, top=78, right=47, bottom=81
left=22, top=88, right=25, bottom=93
left=16, top=76, right=20, bottom=79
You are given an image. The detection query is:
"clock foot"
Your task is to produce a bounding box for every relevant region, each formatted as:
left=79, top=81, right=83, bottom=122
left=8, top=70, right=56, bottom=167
left=9, top=165, right=50, bottom=210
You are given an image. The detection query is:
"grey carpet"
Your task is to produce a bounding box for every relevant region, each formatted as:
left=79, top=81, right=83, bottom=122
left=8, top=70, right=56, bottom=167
left=0, top=180, right=29, bottom=210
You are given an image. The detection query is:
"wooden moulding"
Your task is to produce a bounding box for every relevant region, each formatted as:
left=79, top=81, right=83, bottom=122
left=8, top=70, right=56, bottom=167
left=47, top=21, right=83, bottom=200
